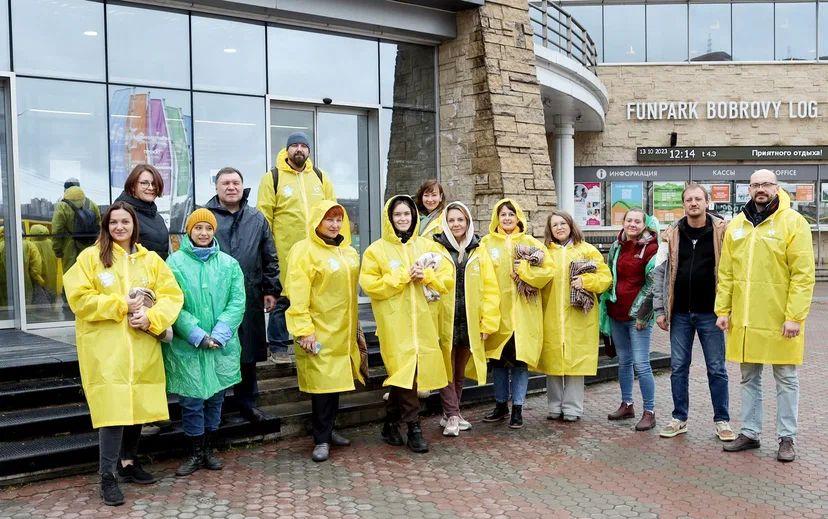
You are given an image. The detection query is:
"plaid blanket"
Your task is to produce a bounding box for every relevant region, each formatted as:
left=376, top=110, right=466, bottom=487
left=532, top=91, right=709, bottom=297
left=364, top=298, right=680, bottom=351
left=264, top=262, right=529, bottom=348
left=415, top=252, right=442, bottom=302
left=513, top=244, right=545, bottom=301
left=570, top=260, right=597, bottom=313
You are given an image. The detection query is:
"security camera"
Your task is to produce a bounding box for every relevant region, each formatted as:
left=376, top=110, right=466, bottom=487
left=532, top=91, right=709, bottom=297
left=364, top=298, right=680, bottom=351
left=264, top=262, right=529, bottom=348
left=322, top=98, right=333, bottom=105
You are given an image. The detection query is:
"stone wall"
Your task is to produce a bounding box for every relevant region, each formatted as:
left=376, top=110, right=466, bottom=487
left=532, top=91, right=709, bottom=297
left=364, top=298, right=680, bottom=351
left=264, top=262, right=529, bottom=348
left=438, top=0, right=554, bottom=235
left=576, top=63, right=828, bottom=166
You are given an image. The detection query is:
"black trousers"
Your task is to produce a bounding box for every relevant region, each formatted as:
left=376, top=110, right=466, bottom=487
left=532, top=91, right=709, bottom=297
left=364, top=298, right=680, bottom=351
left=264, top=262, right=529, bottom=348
left=99, top=424, right=141, bottom=475
left=311, top=393, right=340, bottom=445
left=234, top=362, right=259, bottom=411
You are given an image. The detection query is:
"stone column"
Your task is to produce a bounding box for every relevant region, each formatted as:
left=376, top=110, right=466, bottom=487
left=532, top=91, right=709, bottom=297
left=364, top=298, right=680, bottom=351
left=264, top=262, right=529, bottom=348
left=553, top=117, right=575, bottom=215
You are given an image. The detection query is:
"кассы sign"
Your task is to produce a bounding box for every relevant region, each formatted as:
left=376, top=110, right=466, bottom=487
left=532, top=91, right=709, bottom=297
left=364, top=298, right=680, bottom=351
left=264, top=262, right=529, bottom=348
left=626, top=100, right=819, bottom=121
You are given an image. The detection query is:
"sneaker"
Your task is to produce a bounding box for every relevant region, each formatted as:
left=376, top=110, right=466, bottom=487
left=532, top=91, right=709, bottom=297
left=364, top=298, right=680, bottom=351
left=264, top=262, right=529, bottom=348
left=140, top=424, right=161, bottom=437
left=457, top=415, right=472, bottom=431
left=723, top=433, right=761, bottom=452
left=311, top=443, right=330, bottom=462
left=116, top=461, right=156, bottom=484
left=443, top=416, right=461, bottom=437
left=659, top=418, right=687, bottom=438
left=547, top=412, right=562, bottom=421
left=715, top=421, right=736, bottom=442
left=777, top=437, right=796, bottom=462
left=269, top=351, right=291, bottom=364
left=100, top=473, right=125, bottom=506
left=562, top=415, right=580, bottom=422
left=417, top=390, right=431, bottom=399
left=439, top=414, right=448, bottom=428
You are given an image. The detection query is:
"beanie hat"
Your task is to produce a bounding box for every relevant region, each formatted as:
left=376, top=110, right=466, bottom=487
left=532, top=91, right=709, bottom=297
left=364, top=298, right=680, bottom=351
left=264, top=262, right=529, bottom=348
left=185, top=208, right=218, bottom=234
left=286, top=132, right=311, bottom=149
left=64, top=178, right=80, bottom=190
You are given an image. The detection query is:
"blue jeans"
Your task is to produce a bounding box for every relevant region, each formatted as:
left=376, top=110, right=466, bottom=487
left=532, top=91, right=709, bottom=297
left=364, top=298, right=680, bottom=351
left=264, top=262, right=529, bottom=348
left=267, top=297, right=291, bottom=353
left=739, top=363, right=799, bottom=440
left=669, top=312, right=729, bottom=422
left=610, top=317, right=655, bottom=412
left=179, top=390, right=225, bottom=437
left=492, top=366, right=529, bottom=406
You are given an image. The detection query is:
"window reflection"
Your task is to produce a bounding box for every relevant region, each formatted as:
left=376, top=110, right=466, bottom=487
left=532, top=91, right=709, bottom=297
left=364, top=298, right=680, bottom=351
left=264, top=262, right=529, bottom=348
left=820, top=2, right=828, bottom=59
left=194, top=93, right=265, bottom=207
left=107, top=4, right=190, bottom=89
left=732, top=3, right=774, bottom=61
left=108, top=86, right=193, bottom=234
left=12, top=0, right=104, bottom=80
left=646, top=4, right=687, bottom=62
left=565, top=5, right=603, bottom=62
left=379, top=42, right=435, bottom=110
left=603, top=5, right=645, bottom=63
left=775, top=3, right=816, bottom=60
left=270, top=107, right=315, bottom=165
left=192, top=16, right=266, bottom=95
left=690, top=3, right=731, bottom=61
left=268, top=27, right=378, bottom=104
left=0, top=2, right=10, bottom=72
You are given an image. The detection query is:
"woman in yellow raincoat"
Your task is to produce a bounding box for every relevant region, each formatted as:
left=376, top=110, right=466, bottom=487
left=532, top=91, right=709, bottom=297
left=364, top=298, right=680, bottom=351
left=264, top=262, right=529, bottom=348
left=63, top=201, right=183, bottom=507
left=537, top=211, right=611, bottom=422
left=432, top=201, right=500, bottom=437
left=359, top=195, right=453, bottom=454
left=415, top=179, right=446, bottom=237
left=286, top=201, right=364, bottom=463
left=481, top=199, right=553, bottom=429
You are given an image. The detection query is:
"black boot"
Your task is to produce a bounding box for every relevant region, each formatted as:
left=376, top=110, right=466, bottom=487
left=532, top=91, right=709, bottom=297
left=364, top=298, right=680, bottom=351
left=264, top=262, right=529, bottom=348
left=509, top=405, right=524, bottom=429
left=381, top=421, right=404, bottom=446
left=482, top=401, right=509, bottom=423
left=100, top=472, right=125, bottom=506
left=175, top=435, right=204, bottom=476
left=202, top=432, right=223, bottom=471
left=406, top=422, right=429, bottom=453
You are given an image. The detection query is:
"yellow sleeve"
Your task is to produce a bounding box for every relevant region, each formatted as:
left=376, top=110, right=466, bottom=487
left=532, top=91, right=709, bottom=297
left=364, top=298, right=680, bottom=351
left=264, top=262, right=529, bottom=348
left=144, top=254, right=184, bottom=336
left=63, top=252, right=128, bottom=322
left=580, top=245, right=612, bottom=295
left=714, top=227, right=734, bottom=317
left=479, top=250, right=501, bottom=335
left=784, top=216, right=815, bottom=323
left=284, top=243, right=316, bottom=338
left=26, top=242, right=45, bottom=286
left=359, top=245, right=410, bottom=301
left=256, top=173, right=277, bottom=236
left=515, top=238, right=554, bottom=289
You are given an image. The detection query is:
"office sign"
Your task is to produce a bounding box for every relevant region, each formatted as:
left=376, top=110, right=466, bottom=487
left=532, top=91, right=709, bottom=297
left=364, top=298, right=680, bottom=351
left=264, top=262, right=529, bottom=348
left=638, top=146, right=828, bottom=162
left=575, top=165, right=689, bottom=182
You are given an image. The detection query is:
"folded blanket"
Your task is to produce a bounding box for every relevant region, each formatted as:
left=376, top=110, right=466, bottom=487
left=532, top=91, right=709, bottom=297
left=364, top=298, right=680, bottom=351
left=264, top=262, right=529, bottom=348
left=128, top=287, right=172, bottom=342
left=415, top=252, right=442, bottom=302
left=570, top=260, right=597, bottom=313
left=513, top=245, right=544, bottom=301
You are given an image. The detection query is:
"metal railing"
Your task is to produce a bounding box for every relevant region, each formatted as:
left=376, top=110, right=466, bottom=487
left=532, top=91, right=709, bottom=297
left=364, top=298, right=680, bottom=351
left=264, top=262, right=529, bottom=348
left=528, top=1, right=598, bottom=70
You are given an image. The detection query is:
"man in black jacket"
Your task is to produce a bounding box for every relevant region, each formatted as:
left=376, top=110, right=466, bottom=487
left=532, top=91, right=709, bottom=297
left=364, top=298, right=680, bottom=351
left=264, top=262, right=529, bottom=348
left=206, top=167, right=281, bottom=423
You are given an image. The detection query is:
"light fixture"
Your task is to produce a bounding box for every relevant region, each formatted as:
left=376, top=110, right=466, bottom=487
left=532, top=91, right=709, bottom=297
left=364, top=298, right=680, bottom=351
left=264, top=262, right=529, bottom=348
left=195, top=119, right=255, bottom=127
left=29, top=109, right=92, bottom=116
left=223, top=48, right=237, bottom=54
left=83, top=30, right=98, bottom=37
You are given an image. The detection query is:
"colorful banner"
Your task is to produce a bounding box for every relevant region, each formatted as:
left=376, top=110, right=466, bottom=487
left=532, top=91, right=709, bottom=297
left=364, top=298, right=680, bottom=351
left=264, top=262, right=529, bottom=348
left=108, top=88, right=132, bottom=187
left=148, top=99, right=172, bottom=196
left=574, top=182, right=602, bottom=227
left=653, top=182, right=685, bottom=224
left=610, top=182, right=643, bottom=225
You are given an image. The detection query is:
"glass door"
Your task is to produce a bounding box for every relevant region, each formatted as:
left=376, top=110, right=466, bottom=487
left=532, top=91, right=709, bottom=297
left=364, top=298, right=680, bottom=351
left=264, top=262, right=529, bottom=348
left=0, top=82, right=13, bottom=326
left=269, top=104, right=370, bottom=254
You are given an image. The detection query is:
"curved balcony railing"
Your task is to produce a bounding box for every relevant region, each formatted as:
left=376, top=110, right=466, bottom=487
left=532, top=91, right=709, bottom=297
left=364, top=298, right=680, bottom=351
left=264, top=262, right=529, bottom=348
left=529, top=0, right=598, bottom=70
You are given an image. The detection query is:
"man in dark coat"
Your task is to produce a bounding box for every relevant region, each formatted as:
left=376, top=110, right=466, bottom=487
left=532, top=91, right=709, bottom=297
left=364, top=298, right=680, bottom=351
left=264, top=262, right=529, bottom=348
left=206, top=167, right=281, bottom=423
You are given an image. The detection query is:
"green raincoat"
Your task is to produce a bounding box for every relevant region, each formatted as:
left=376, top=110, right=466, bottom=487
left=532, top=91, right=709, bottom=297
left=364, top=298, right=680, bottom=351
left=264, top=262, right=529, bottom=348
left=165, top=236, right=246, bottom=400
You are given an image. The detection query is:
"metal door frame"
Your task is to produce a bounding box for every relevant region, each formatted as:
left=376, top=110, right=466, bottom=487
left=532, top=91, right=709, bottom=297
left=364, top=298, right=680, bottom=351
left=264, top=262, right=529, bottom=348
left=0, top=72, right=20, bottom=329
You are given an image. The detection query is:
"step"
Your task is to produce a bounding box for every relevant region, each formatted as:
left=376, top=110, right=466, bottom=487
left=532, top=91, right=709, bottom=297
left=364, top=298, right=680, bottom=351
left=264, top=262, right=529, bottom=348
left=0, top=377, right=84, bottom=411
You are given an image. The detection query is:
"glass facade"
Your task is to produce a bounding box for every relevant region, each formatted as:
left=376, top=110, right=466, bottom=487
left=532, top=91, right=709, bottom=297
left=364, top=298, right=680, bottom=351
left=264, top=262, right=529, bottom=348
left=0, top=0, right=437, bottom=326
left=563, top=1, right=828, bottom=63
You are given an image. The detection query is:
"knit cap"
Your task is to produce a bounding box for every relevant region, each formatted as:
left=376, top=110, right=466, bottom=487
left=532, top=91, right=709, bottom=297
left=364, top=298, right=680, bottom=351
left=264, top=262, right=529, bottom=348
left=185, top=208, right=218, bottom=234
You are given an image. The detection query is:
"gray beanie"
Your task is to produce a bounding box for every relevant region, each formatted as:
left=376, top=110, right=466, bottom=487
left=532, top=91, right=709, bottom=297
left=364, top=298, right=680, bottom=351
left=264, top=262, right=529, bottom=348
left=286, top=132, right=311, bottom=149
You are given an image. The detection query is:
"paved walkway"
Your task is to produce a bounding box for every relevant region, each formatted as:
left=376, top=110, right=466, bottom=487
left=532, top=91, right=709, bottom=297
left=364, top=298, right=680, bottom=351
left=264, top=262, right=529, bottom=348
left=2, top=290, right=827, bottom=518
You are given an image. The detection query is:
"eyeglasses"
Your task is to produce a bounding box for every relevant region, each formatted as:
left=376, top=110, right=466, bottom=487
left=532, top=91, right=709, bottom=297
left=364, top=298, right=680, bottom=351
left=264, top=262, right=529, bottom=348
left=137, top=180, right=155, bottom=189
left=749, top=182, right=776, bottom=189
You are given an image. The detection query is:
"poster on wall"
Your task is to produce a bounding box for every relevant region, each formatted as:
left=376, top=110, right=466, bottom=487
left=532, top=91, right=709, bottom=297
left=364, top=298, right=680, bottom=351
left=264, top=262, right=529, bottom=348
left=699, top=183, right=734, bottom=220
left=822, top=183, right=828, bottom=203
left=653, top=182, right=685, bottom=224
left=735, top=183, right=750, bottom=203
left=574, top=182, right=603, bottom=227
left=610, top=182, right=643, bottom=225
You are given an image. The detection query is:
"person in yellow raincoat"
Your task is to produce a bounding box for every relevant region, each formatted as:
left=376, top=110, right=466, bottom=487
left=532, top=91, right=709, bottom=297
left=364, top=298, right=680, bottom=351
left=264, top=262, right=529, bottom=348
left=285, top=201, right=364, bottom=463
left=359, top=195, right=453, bottom=453
left=415, top=179, right=446, bottom=237
left=432, top=201, right=500, bottom=437
left=257, top=132, right=336, bottom=362
left=63, top=201, right=183, bottom=507
left=536, top=211, right=611, bottom=422
left=27, top=224, right=59, bottom=303
left=718, top=170, right=815, bottom=463
left=481, top=198, right=553, bottom=429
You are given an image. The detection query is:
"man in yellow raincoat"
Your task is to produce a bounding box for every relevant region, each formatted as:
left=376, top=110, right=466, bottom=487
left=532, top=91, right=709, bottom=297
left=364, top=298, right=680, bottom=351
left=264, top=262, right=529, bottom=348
left=257, top=132, right=336, bottom=362
left=717, top=169, right=815, bottom=463
left=285, top=200, right=364, bottom=462
left=360, top=195, right=453, bottom=453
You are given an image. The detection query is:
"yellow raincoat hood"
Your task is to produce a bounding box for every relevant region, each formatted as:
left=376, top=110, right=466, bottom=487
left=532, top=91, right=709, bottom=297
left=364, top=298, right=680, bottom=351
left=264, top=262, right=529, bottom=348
left=382, top=195, right=420, bottom=244
left=715, top=188, right=815, bottom=365
left=359, top=196, right=454, bottom=391
left=488, top=198, right=528, bottom=236
left=285, top=200, right=364, bottom=393
left=63, top=185, right=86, bottom=203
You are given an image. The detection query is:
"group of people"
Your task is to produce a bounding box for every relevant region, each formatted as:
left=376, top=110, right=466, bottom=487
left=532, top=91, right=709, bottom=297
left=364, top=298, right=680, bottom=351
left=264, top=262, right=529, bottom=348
left=62, top=130, right=815, bottom=508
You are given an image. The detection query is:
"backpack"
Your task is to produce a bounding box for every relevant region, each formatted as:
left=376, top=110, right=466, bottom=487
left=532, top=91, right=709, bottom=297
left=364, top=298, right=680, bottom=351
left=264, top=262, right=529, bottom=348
left=271, top=164, right=324, bottom=195
left=63, top=199, right=98, bottom=247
